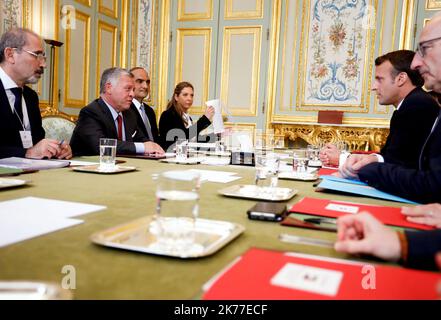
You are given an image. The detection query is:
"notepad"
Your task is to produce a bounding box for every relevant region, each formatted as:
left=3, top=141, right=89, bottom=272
left=0, top=197, right=106, bottom=247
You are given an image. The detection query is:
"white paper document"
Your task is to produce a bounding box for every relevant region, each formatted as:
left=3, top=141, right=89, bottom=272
left=206, top=99, right=224, bottom=134
left=188, top=169, right=241, bottom=183
left=0, top=197, right=106, bottom=247
left=0, top=157, right=70, bottom=170
left=271, top=262, right=343, bottom=297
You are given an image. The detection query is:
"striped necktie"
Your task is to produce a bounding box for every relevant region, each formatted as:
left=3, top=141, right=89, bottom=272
left=140, top=104, right=154, bottom=141
left=117, top=114, right=123, bottom=141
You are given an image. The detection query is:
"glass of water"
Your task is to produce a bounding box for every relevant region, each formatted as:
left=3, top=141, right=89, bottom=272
left=175, top=139, right=189, bottom=162
left=255, top=152, right=280, bottom=196
left=99, top=138, right=117, bottom=172
left=152, top=170, right=201, bottom=253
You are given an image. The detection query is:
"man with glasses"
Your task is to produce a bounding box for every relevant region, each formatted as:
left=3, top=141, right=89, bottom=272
left=339, top=13, right=441, bottom=204
left=0, top=28, right=72, bottom=159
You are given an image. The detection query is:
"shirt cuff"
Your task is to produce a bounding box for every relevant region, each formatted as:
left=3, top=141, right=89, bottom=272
left=134, top=142, right=145, bottom=154
left=338, top=152, right=351, bottom=170
left=373, top=153, right=384, bottom=162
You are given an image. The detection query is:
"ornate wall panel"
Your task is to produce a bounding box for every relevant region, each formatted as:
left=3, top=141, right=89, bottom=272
left=0, top=0, right=22, bottom=33
left=63, top=10, right=90, bottom=108
left=426, top=0, right=441, bottom=10
left=220, top=26, right=261, bottom=117
left=99, top=0, right=118, bottom=19
left=225, top=0, right=263, bottom=20
left=96, top=20, right=117, bottom=97
left=174, top=28, right=211, bottom=110
left=298, top=0, right=376, bottom=111
left=178, top=0, right=212, bottom=21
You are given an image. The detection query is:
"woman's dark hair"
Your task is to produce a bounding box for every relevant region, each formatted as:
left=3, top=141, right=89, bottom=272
left=166, top=81, right=194, bottom=127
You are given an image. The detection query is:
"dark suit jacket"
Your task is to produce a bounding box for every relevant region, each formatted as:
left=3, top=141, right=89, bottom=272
left=130, top=102, right=159, bottom=143
left=380, top=87, right=439, bottom=168
left=0, top=80, right=45, bottom=158
left=70, top=98, right=148, bottom=156
left=158, top=107, right=214, bottom=151
left=404, top=229, right=441, bottom=271
left=358, top=109, right=441, bottom=204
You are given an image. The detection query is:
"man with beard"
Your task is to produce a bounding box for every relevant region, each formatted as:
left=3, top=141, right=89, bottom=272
left=0, top=28, right=71, bottom=159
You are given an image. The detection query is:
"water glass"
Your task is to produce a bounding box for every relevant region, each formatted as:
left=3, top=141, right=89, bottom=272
left=175, top=139, right=189, bottom=161
left=255, top=153, right=280, bottom=195
left=292, top=152, right=308, bottom=172
left=151, top=170, right=201, bottom=253
left=99, top=138, right=117, bottom=172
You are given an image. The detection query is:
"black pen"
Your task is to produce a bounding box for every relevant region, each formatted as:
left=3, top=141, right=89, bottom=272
left=303, top=217, right=337, bottom=225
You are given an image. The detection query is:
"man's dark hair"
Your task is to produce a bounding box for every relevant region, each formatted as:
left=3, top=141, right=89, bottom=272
left=375, top=50, right=424, bottom=87
left=0, top=28, right=39, bottom=63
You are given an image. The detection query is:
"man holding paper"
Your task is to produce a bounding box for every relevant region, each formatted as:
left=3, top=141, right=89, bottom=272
left=0, top=28, right=72, bottom=159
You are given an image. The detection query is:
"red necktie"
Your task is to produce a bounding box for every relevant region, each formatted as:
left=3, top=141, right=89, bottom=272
left=117, top=114, right=123, bottom=140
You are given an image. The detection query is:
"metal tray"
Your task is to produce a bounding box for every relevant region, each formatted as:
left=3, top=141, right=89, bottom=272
left=0, top=281, right=72, bottom=300
left=278, top=171, right=318, bottom=181
left=160, top=157, right=203, bottom=165
left=0, top=178, right=28, bottom=189
left=72, top=164, right=137, bottom=174
left=218, top=184, right=298, bottom=201
left=90, top=216, right=244, bottom=258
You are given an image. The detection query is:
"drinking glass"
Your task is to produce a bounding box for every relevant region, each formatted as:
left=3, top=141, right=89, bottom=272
left=151, top=170, right=201, bottom=253
left=99, top=138, right=117, bottom=172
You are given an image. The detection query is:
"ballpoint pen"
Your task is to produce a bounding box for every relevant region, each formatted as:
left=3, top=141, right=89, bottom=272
left=279, top=233, right=335, bottom=248
left=303, top=217, right=337, bottom=225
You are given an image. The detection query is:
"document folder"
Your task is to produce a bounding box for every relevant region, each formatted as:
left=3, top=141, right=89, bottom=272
left=203, top=248, right=441, bottom=300
left=288, top=197, right=434, bottom=230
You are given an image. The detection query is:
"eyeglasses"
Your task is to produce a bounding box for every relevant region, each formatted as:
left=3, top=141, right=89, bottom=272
left=13, top=48, right=47, bottom=61
left=416, top=36, right=441, bottom=57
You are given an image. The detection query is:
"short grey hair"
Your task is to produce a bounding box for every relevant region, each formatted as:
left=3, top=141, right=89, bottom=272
left=99, top=67, right=133, bottom=94
left=0, top=28, right=41, bottom=63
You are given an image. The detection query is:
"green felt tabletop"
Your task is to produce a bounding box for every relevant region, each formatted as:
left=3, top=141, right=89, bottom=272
left=0, top=156, right=409, bottom=299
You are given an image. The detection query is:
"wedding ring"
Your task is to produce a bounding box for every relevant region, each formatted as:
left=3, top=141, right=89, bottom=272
left=427, top=211, right=434, bottom=217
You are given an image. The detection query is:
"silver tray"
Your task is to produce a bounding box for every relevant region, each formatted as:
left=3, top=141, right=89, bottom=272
left=0, top=178, right=28, bottom=189
left=160, top=157, right=202, bottom=165
left=0, top=281, right=72, bottom=300
left=90, top=216, right=244, bottom=258
left=72, top=164, right=137, bottom=174
left=278, top=171, right=318, bottom=181
left=218, top=184, right=298, bottom=201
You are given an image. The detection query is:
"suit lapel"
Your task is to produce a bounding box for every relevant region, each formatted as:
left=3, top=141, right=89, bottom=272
left=419, top=109, right=441, bottom=170
left=97, top=98, right=119, bottom=138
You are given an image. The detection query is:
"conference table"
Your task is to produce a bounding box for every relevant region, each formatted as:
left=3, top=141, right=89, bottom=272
left=0, top=156, right=405, bottom=299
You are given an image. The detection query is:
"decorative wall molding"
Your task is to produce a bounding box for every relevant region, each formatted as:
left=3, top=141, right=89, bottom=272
left=0, top=0, right=22, bottom=34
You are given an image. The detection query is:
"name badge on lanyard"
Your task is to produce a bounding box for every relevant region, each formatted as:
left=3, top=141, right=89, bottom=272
left=19, top=130, right=33, bottom=148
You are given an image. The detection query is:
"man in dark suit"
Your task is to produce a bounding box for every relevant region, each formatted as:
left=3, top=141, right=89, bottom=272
left=0, top=28, right=71, bottom=159
left=129, top=67, right=160, bottom=143
left=320, top=50, right=439, bottom=169
left=70, top=67, right=164, bottom=156
left=339, top=15, right=441, bottom=204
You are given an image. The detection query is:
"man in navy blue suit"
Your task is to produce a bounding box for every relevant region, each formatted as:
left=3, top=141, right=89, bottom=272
left=0, top=28, right=71, bottom=159
left=334, top=13, right=441, bottom=272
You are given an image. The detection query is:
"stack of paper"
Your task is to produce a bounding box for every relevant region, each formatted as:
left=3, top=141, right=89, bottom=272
left=0, top=157, right=70, bottom=170
left=0, top=197, right=106, bottom=247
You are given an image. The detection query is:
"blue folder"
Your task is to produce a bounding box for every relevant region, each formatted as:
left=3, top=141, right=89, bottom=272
left=317, top=175, right=419, bottom=205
